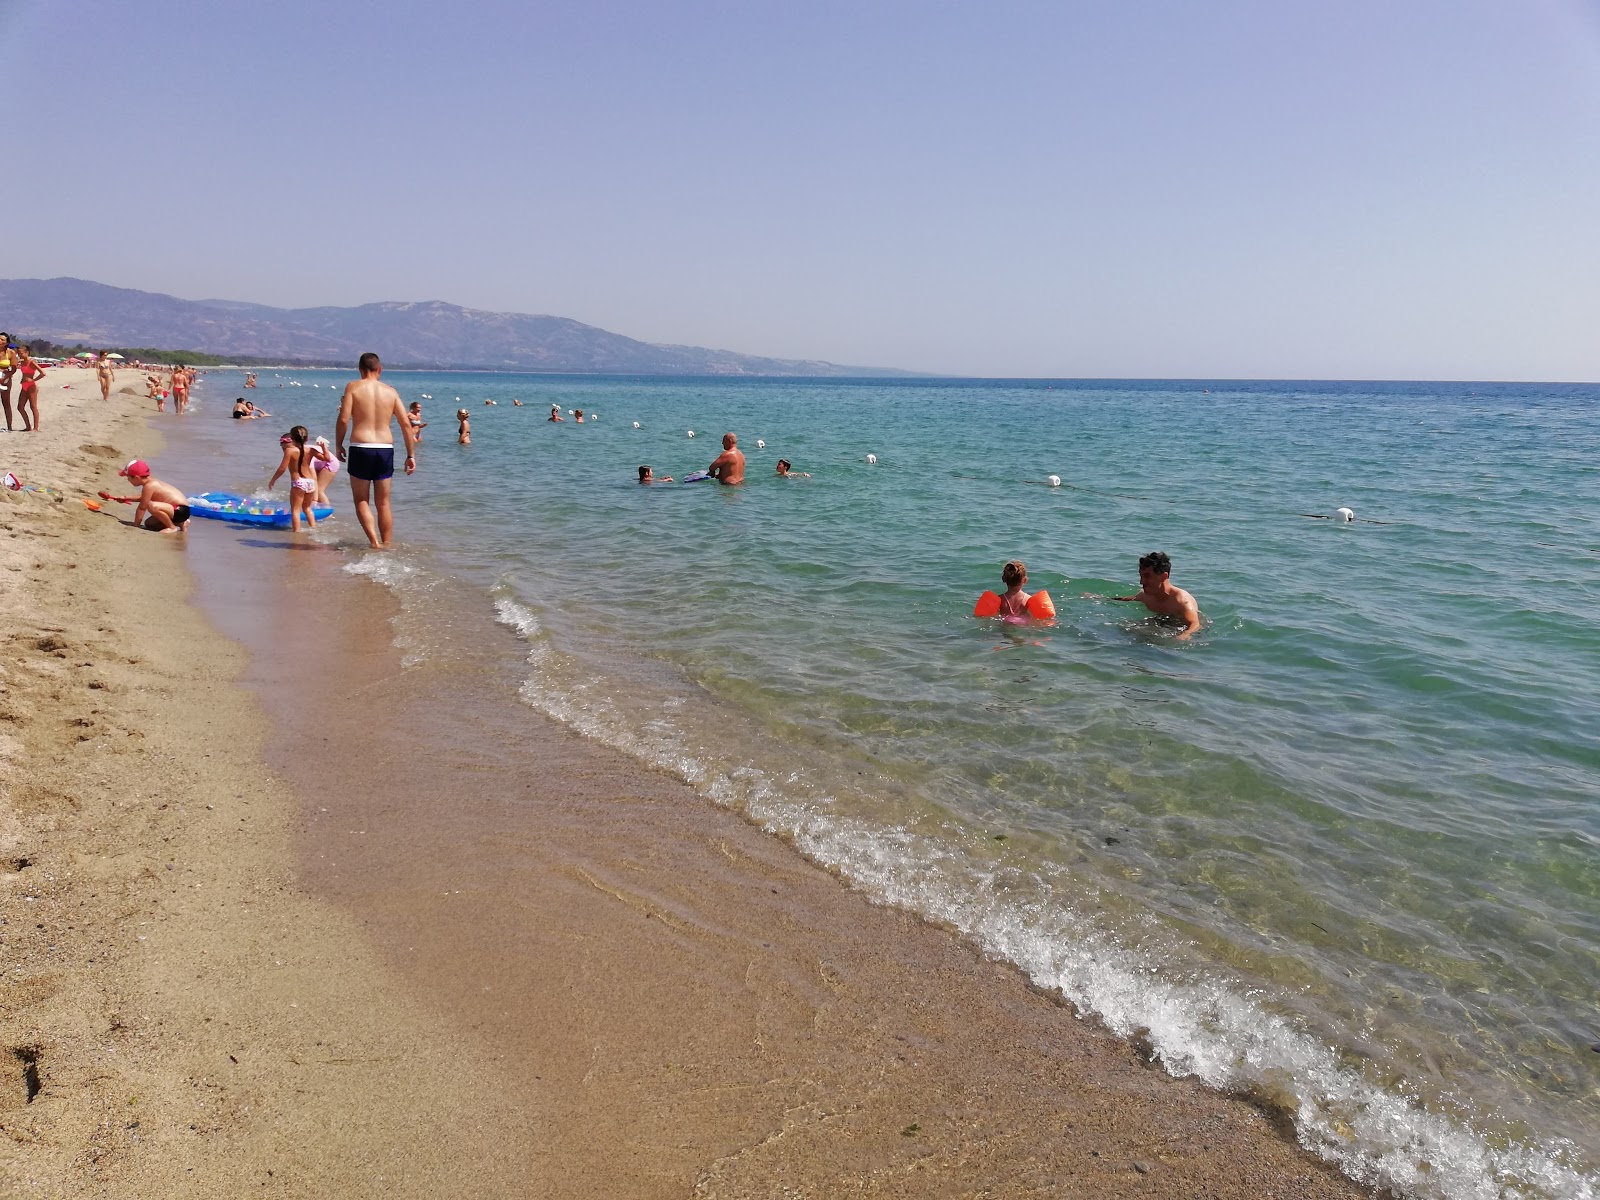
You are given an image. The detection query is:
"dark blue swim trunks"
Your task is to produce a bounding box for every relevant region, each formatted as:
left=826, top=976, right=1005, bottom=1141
left=346, top=445, right=395, bottom=482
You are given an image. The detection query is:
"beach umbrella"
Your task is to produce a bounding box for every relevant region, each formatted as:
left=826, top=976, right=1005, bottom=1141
left=73, top=351, right=95, bottom=359
left=105, top=353, right=125, bottom=360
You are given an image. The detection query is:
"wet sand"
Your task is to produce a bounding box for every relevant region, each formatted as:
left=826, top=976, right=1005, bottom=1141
left=1, top=370, right=1371, bottom=1197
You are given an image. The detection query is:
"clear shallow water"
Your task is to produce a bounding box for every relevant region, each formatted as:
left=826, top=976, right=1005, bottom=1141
left=196, top=371, right=1599, bottom=1198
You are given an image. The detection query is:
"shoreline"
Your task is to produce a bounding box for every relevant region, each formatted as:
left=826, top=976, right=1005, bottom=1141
left=2, top=373, right=1370, bottom=1196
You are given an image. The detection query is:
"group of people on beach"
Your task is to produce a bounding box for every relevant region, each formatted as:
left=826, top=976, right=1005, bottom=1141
left=256, top=352, right=416, bottom=543
left=0, top=336, right=204, bottom=432
left=0, top=333, right=46, bottom=432
left=93, top=350, right=1204, bottom=636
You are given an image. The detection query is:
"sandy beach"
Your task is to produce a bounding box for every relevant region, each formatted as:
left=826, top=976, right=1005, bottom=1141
left=1, top=370, right=1372, bottom=1198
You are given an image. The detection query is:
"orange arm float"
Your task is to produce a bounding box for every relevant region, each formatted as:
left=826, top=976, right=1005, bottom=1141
left=974, top=591, right=1001, bottom=618
left=1026, top=590, right=1056, bottom=620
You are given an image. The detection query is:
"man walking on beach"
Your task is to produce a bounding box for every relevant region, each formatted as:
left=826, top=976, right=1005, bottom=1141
left=708, top=432, right=746, bottom=485
left=335, top=353, right=417, bottom=549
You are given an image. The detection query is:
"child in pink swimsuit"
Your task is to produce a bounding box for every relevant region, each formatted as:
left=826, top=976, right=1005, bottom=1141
left=312, top=436, right=339, bottom=504
left=268, top=425, right=322, bottom=532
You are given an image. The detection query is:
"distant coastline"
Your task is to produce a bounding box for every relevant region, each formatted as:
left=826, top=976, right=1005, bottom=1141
left=0, top=275, right=919, bottom=377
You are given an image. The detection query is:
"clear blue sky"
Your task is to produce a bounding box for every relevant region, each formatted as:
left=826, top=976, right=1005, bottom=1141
left=7, top=0, right=1599, bottom=379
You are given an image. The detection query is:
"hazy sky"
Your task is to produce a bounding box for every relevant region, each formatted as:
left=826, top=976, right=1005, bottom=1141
left=7, top=0, right=1599, bottom=378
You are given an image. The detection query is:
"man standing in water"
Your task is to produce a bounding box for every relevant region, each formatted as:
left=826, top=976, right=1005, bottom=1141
left=1115, top=551, right=1203, bottom=640
left=336, top=352, right=417, bottom=548
left=707, top=432, right=745, bottom=485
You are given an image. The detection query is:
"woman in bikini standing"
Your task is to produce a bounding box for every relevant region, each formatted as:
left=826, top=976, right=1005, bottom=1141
left=0, top=334, right=16, bottom=431
left=96, top=351, right=114, bottom=401
left=171, top=364, right=190, bottom=414
left=16, top=346, right=44, bottom=432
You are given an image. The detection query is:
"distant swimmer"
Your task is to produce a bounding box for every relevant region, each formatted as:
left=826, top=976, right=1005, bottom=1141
left=638, top=465, right=673, bottom=484
left=775, top=459, right=809, bottom=478
left=574, top=409, right=584, bottom=423
left=708, top=432, right=745, bottom=485
left=335, top=352, right=417, bottom=549
left=549, top=404, right=564, bottom=422
left=457, top=409, right=471, bottom=444
left=408, top=401, right=428, bottom=442
left=1115, top=551, right=1202, bottom=640
left=512, top=399, right=523, bottom=407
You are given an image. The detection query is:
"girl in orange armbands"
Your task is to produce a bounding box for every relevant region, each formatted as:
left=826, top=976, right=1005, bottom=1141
left=975, top=561, right=1055, bottom=621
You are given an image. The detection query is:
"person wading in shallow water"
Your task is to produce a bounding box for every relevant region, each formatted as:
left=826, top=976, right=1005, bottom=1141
left=707, top=432, right=745, bottom=485
left=1114, top=550, right=1203, bottom=640
left=335, top=352, right=416, bottom=549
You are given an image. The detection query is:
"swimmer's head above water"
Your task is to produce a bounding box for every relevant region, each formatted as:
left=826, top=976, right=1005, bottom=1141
left=1137, top=550, right=1171, bottom=583
left=1002, top=560, right=1027, bottom=590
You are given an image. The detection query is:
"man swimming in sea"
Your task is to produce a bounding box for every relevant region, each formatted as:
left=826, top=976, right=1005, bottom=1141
left=1115, top=551, right=1202, bottom=640
left=708, top=432, right=745, bottom=485
left=335, top=352, right=417, bottom=549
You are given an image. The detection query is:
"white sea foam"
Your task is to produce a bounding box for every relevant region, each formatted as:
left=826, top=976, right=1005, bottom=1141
left=343, top=553, right=429, bottom=665
left=489, top=593, right=1596, bottom=1200
left=343, top=553, right=421, bottom=588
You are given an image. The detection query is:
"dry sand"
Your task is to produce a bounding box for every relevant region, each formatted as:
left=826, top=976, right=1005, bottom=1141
left=1, top=369, right=1373, bottom=1197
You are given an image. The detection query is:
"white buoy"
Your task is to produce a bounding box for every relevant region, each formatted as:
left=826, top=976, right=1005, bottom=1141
left=1337, top=507, right=1355, bottom=523
left=632, top=421, right=641, bottom=429
left=687, top=430, right=696, bottom=438
left=756, top=439, right=765, bottom=449
left=866, top=453, right=877, bottom=464
left=1047, top=474, right=1061, bottom=488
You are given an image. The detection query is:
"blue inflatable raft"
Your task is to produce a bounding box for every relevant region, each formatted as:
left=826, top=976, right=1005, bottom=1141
left=187, top=491, right=334, bottom=528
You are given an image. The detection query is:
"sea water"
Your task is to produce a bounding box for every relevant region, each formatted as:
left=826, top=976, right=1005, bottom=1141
left=193, top=372, right=1599, bottom=1199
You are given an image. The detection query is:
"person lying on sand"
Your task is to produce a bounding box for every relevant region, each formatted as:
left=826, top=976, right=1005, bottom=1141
left=1114, top=551, right=1202, bottom=640
left=106, top=459, right=191, bottom=533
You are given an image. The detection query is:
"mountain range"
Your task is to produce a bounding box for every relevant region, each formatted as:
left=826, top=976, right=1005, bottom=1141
left=0, top=277, right=907, bottom=376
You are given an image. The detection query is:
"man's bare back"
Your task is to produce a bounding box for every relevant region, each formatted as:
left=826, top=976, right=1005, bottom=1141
left=339, top=377, right=410, bottom=446
left=709, top=432, right=745, bottom=485
left=335, top=353, right=417, bottom=549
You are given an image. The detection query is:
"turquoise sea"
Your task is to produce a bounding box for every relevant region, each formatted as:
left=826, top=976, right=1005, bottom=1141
left=185, top=371, right=1598, bottom=1200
